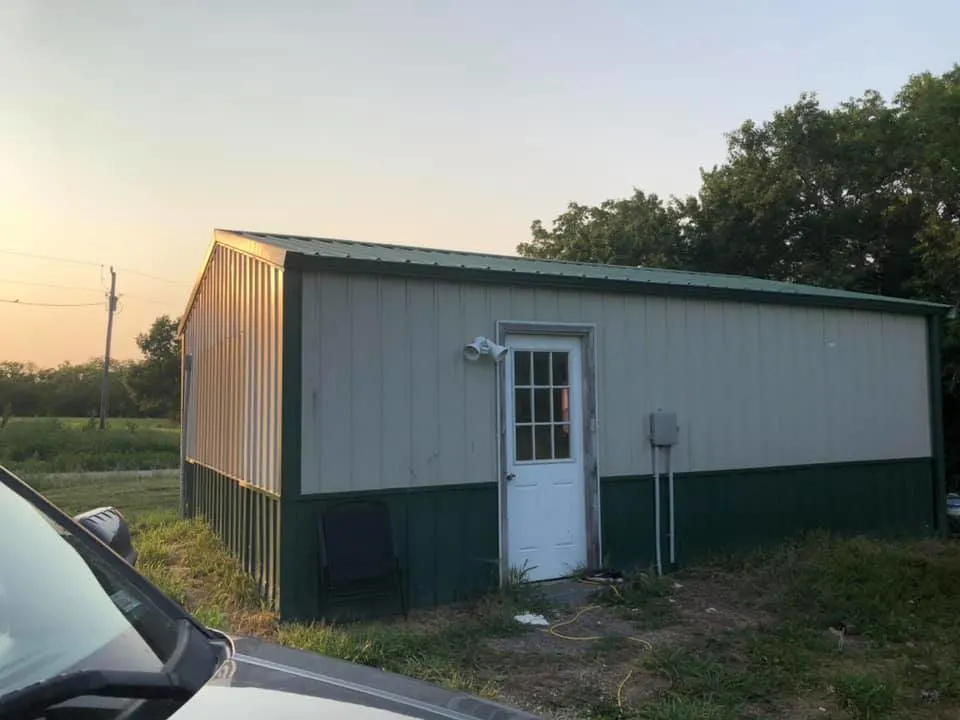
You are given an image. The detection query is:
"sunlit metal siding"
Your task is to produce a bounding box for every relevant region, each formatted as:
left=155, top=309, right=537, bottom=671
left=182, top=243, right=283, bottom=494
left=300, top=272, right=931, bottom=494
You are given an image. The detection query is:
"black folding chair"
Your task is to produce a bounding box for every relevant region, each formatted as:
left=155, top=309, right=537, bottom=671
left=318, top=500, right=407, bottom=618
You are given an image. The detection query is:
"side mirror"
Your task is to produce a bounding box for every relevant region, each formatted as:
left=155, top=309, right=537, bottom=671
left=74, top=506, right=138, bottom=566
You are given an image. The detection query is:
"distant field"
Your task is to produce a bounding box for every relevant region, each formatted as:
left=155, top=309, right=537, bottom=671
left=0, top=417, right=181, bottom=474
left=8, top=417, right=179, bottom=430
left=26, top=470, right=180, bottom=519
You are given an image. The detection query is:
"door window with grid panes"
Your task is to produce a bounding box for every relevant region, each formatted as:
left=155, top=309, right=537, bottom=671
left=512, top=349, right=572, bottom=462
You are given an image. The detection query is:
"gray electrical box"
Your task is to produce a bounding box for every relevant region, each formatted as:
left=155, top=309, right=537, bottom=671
left=649, top=410, right=679, bottom=447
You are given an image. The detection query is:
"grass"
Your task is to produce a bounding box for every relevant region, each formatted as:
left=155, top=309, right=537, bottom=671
left=628, top=536, right=960, bottom=720
left=595, top=568, right=680, bottom=631
left=27, top=472, right=180, bottom=518
left=0, top=417, right=180, bottom=473
left=26, top=471, right=960, bottom=719
left=7, top=417, right=179, bottom=430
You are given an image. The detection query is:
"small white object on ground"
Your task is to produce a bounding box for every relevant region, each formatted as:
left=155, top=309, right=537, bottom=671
left=705, top=607, right=718, bottom=614
left=673, top=582, right=684, bottom=589
left=514, top=613, right=549, bottom=626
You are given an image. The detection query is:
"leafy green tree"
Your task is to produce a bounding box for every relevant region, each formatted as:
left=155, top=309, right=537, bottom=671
left=0, top=360, right=139, bottom=418
left=519, top=67, right=960, bottom=306
left=520, top=190, right=689, bottom=269
left=0, top=317, right=179, bottom=421
left=686, top=91, right=923, bottom=293
left=897, top=66, right=960, bottom=305
left=124, top=315, right=181, bottom=419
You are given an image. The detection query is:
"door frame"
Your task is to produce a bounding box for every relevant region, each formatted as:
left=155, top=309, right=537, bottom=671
left=495, top=321, right=601, bottom=586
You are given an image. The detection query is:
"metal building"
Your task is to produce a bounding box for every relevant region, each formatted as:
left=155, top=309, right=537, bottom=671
left=178, top=229, right=948, bottom=620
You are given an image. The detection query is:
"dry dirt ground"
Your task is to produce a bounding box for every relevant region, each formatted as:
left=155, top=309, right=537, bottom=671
left=433, top=572, right=777, bottom=719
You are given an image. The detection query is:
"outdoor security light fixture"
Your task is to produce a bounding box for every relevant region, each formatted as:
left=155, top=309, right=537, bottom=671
left=463, top=336, right=508, bottom=363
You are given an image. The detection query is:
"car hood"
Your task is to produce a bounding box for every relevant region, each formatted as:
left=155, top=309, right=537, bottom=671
left=169, top=634, right=540, bottom=720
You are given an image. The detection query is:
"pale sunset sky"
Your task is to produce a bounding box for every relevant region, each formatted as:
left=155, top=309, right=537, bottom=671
left=1, top=1, right=957, bottom=366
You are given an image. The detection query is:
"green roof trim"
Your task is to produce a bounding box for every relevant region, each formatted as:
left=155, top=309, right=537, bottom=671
left=219, top=229, right=949, bottom=316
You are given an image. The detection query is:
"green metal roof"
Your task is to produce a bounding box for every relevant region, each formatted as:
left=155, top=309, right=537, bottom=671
left=218, top=229, right=949, bottom=316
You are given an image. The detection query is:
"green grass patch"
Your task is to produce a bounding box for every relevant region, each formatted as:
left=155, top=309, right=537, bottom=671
left=0, top=417, right=180, bottom=473
left=774, top=533, right=960, bottom=644
left=25, top=471, right=180, bottom=518
left=637, top=697, right=733, bottom=720
left=640, top=624, right=830, bottom=718
left=833, top=672, right=898, bottom=719
left=630, top=534, right=960, bottom=719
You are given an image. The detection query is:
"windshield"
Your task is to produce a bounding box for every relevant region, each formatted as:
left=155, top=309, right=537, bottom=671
left=0, top=480, right=181, bottom=699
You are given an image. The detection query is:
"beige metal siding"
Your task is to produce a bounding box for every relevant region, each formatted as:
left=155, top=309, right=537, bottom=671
left=300, top=273, right=931, bottom=494
left=183, top=244, right=283, bottom=494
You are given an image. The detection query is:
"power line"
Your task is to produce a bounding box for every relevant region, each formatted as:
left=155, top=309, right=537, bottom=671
left=0, top=248, right=191, bottom=286
left=0, top=248, right=104, bottom=269
left=0, top=278, right=106, bottom=294
left=0, top=298, right=105, bottom=307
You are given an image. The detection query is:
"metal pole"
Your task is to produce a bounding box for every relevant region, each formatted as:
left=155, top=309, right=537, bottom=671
left=99, top=267, right=117, bottom=430
left=653, top=445, right=662, bottom=576
left=668, top=447, right=676, bottom=567
left=180, top=353, right=194, bottom=518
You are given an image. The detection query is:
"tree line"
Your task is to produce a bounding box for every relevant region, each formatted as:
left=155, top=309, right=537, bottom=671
left=1, top=315, right=181, bottom=421
left=519, top=65, right=960, bottom=483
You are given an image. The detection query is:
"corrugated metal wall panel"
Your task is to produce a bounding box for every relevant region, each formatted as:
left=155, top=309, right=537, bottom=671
left=182, top=244, right=283, bottom=494
left=183, top=462, right=282, bottom=610
left=300, top=272, right=932, bottom=494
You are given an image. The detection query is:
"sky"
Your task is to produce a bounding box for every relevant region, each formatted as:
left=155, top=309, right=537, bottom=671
left=1, top=1, right=958, bottom=366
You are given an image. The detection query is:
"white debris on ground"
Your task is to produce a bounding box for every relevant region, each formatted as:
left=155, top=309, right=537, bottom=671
left=514, top=613, right=550, bottom=626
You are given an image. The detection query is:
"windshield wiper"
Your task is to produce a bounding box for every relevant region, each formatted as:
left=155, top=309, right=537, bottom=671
left=0, top=668, right=199, bottom=718
left=0, top=619, right=207, bottom=718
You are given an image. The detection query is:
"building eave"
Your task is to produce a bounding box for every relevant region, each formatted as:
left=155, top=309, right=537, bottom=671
left=177, top=229, right=288, bottom=337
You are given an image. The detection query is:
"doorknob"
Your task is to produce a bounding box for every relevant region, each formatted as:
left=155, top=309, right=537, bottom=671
left=506, top=472, right=516, bottom=482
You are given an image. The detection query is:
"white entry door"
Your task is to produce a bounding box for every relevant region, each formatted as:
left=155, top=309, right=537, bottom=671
left=505, top=334, right=586, bottom=582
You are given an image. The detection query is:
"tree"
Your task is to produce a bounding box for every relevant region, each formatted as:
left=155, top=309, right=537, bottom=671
left=519, top=190, right=689, bottom=269
left=518, top=66, right=960, bottom=309
left=124, top=315, right=181, bottom=419
left=685, top=90, right=927, bottom=296
left=0, top=360, right=139, bottom=419
left=897, top=66, right=960, bottom=305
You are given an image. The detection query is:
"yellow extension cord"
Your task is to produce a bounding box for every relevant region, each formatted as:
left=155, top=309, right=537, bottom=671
left=544, top=578, right=654, bottom=710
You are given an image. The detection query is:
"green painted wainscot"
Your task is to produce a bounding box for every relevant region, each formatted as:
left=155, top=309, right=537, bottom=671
left=185, top=458, right=935, bottom=620
left=601, top=457, right=937, bottom=571
left=277, top=483, right=501, bottom=620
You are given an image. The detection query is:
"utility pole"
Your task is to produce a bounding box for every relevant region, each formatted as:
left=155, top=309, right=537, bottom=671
left=99, top=267, right=117, bottom=430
